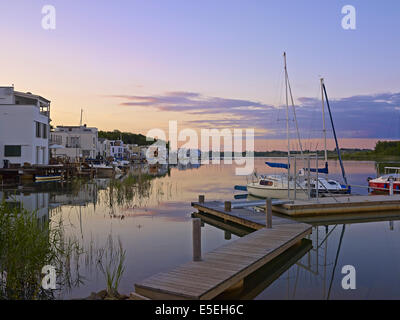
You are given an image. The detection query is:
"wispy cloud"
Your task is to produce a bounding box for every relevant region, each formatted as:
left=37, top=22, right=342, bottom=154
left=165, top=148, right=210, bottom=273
left=111, top=91, right=400, bottom=139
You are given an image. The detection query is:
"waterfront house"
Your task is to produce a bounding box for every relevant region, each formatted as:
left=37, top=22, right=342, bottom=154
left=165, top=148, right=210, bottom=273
left=125, top=144, right=140, bottom=160
left=0, top=86, right=51, bottom=167
left=109, top=140, right=126, bottom=160
left=51, top=125, right=98, bottom=161
left=97, top=138, right=109, bottom=159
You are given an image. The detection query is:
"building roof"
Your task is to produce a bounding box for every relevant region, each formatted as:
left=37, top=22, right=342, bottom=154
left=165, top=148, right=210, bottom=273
left=56, top=125, right=97, bottom=130
left=14, top=90, right=51, bottom=103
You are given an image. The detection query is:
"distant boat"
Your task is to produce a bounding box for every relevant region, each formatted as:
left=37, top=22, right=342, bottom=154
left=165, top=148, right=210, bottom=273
left=35, top=174, right=62, bottom=182
left=112, top=160, right=130, bottom=168
left=92, top=163, right=115, bottom=178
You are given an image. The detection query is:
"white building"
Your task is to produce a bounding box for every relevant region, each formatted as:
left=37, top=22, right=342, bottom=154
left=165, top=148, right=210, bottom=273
left=51, top=125, right=98, bottom=161
left=109, top=140, right=126, bottom=159
left=97, top=138, right=109, bottom=158
left=0, top=86, right=50, bottom=167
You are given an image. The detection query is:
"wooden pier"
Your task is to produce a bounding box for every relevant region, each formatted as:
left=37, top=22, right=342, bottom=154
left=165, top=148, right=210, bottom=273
left=272, top=194, right=400, bottom=216
left=134, top=199, right=311, bottom=300
left=0, top=163, right=95, bottom=186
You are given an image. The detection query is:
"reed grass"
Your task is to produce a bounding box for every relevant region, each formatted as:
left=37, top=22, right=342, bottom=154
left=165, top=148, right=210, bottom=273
left=0, top=199, right=83, bottom=300
left=96, top=234, right=126, bottom=298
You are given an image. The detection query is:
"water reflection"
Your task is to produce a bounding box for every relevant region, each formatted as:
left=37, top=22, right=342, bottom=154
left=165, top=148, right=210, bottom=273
left=1, top=159, right=399, bottom=299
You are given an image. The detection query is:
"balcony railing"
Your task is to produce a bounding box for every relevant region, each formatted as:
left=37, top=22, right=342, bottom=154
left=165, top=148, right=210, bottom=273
left=49, top=136, right=62, bottom=145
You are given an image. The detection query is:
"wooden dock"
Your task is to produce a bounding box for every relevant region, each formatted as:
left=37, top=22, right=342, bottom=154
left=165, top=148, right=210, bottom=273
left=272, top=194, right=400, bottom=216
left=191, top=200, right=294, bottom=230
left=134, top=200, right=311, bottom=300
left=0, top=163, right=95, bottom=186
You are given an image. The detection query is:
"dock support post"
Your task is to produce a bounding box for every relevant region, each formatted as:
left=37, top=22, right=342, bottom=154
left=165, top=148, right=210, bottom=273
left=294, top=155, right=297, bottom=200
left=224, top=201, right=231, bottom=212
left=265, top=198, right=272, bottom=229
left=199, top=195, right=205, bottom=203
left=192, top=218, right=202, bottom=261
left=316, top=153, right=319, bottom=202
left=389, top=178, right=394, bottom=196
left=307, top=155, right=311, bottom=200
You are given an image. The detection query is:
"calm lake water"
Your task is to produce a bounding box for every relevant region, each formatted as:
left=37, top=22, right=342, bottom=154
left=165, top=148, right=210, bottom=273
left=3, top=158, right=400, bottom=300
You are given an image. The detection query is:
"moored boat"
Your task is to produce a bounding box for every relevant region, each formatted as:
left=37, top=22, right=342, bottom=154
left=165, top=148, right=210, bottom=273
left=247, top=172, right=349, bottom=199
left=35, top=175, right=62, bottom=182
left=92, top=164, right=115, bottom=178
left=368, top=167, right=400, bottom=193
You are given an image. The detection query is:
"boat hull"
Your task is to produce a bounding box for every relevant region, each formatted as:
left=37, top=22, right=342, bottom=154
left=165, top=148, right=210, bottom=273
left=247, top=184, right=309, bottom=200
left=95, top=168, right=114, bottom=178
left=247, top=182, right=349, bottom=199
left=369, top=181, right=400, bottom=193
left=35, top=175, right=62, bottom=182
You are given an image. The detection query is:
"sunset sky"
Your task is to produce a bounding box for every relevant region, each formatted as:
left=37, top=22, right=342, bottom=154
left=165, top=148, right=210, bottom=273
left=1, top=0, right=399, bottom=150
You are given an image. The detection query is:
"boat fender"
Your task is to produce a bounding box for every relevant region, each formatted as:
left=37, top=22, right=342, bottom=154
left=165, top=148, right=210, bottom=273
left=342, top=185, right=351, bottom=194
left=234, top=185, right=248, bottom=191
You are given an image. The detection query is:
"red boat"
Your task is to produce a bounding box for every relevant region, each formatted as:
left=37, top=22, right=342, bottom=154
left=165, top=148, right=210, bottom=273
left=368, top=167, right=400, bottom=193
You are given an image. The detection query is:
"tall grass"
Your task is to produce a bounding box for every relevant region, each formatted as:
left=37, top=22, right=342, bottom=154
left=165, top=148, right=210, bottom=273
left=108, top=173, right=154, bottom=207
left=96, top=235, right=126, bottom=298
left=0, top=199, right=83, bottom=300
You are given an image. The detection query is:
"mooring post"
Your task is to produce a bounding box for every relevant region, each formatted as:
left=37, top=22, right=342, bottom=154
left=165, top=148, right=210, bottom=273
left=192, top=218, right=202, bottom=261
left=307, top=155, right=311, bottom=200
left=224, top=201, right=231, bottom=212
left=265, top=198, right=272, bottom=228
left=294, top=154, right=297, bottom=200
left=199, top=195, right=205, bottom=203
left=389, top=178, right=394, bottom=196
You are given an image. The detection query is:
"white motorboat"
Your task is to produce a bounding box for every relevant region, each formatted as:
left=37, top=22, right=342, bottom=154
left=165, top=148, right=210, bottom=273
left=247, top=173, right=348, bottom=199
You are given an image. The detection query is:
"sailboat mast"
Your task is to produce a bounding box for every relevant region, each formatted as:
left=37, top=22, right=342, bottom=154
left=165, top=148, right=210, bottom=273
left=287, top=71, right=303, bottom=156
left=283, top=52, right=290, bottom=160
left=321, top=78, right=328, bottom=163
left=322, top=82, right=348, bottom=185
left=284, top=52, right=290, bottom=198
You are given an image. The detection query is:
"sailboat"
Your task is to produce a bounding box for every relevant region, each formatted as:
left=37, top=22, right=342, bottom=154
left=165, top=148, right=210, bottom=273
left=246, top=53, right=349, bottom=199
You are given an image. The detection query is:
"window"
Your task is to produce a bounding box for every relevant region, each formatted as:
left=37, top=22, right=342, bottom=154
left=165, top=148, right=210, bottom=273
left=66, top=136, right=80, bottom=148
left=36, top=122, right=41, bottom=138
left=4, top=145, right=21, bottom=157
left=260, top=180, right=273, bottom=186
left=42, top=124, right=47, bottom=139
left=36, top=146, right=40, bottom=163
